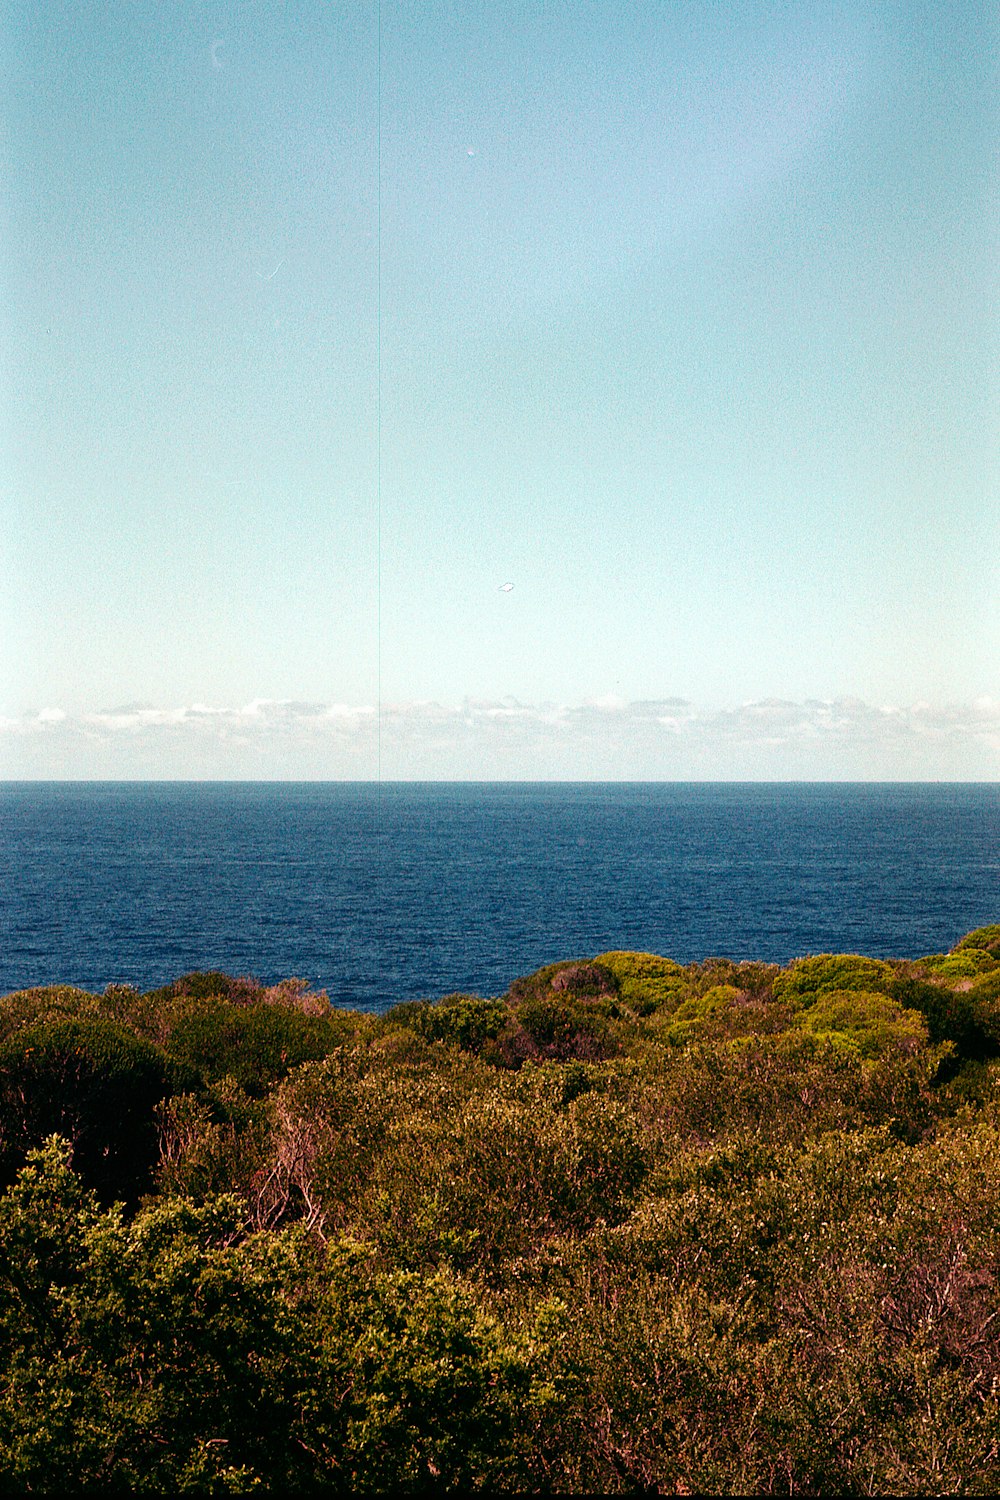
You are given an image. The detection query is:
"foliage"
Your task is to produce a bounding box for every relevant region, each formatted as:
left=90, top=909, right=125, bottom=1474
left=4, top=927, right=1000, bottom=1491
left=429, top=1079, right=649, bottom=1266
left=0, top=1139, right=557, bottom=1493
left=920, top=949, right=998, bottom=979
left=790, top=989, right=929, bottom=1059
left=970, top=969, right=1000, bottom=1006
left=771, top=951, right=896, bottom=1001
left=161, top=999, right=339, bottom=1097
left=158, top=969, right=264, bottom=1002
left=657, top=983, right=743, bottom=1045
left=593, top=950, right=689, bottom=1015
left=155, top=1080, right=272, bottom=1209
left=0, top=1016, right=175, bottom=1201
left=953, top=924, right=1000, bottom=960
left=508, top=959, right=619, bottom=1005
left=382, top=993, right=509, bottom=1054
left=888, top=974, right=998, bottom=1063
left=0, top=984, right=100, bottom=1043
left=508, top=991, right=620, bottom=1063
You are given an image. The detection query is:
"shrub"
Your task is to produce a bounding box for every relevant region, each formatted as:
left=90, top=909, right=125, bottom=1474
left=772, top=953, right=895, bottom=1002
left=657, top=984, right=742, bottom=1045
left=147, top=970, right=263, bottom=1004
left=498, top=962, right=635, bottom=1064
left=155, top=1079, right=271, bottom=1209
left=970, top=969, right=1000, bottom=1004
left=0, top=1140, right=558, bottom=1492
left=259, top=1052, right=402, bottom=1235
left=508, top=959, right=619, bottom=1005
left=9, top=939, right=1000, bottom=1492
left=434, top=1083, right=649, bottom=1263
left=637, top=1031, right=938, bottom=1148
left=920, top=950, right=998, bottom=979
left=383, top=993, right=509, bottom=1054
left=0, top=1017, right=175, bottom=1201
left=953, top=925, right=1000, bottom=960
left=646, top=986, right=798, bottom=1051
left=791, top=990, right=928, bottom=1060
left=888, top=976, right=996, bottom=1061
left=963, top=973, right=1000, bottom=1057
left=684, top=957, right=781, bottom=998
left=594, top=951, right=689, bottom=1015
left=0, top=985, right=99, bottom=1043
left=309, top=1243, right=559, bottom=1492
left=511, top=994, right=618, bottom=1063
left=162, top=999, right=338, bottom=1097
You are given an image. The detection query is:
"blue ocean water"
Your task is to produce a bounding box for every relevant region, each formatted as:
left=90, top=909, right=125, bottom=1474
left=0, top=782, right=997, bottom=1011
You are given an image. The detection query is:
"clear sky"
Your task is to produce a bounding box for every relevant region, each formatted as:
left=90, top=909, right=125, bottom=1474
left=2, top=1, right=997, bottom=777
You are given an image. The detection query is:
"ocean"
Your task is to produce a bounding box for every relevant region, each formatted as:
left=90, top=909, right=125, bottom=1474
left=1, top=781, right=997, bottom=1011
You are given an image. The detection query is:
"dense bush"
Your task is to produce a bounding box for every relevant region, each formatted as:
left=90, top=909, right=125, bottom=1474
left=593, top=950, right=689, bottom=1014
left=3, top=929, right=1000, bottom=1492
left=383, top=993, right=509, bottom=1054
left=920, top=949, right=998, bottom=979
left=0, top=1139, right=558, bottom=1493
left=508, top=959, right=619, bottom=1005
left=791, top=989, right=928, bottom=1058
left=161, top=998, right=340, bottom=1096
left=771, top=951, right=896, bottom=1001
left=888, top=974, right=998, bottom=1062
left=0, top=984, right=104, bottom=1043
left=509, top=992, right=620, bottom=1063
left=0, top=1016, right=176, bottom=1201
left=953, top=924, right=1000, bottom=960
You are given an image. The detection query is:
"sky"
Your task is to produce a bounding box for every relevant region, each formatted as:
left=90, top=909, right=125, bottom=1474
left=1, top=0, right=997, bottom=778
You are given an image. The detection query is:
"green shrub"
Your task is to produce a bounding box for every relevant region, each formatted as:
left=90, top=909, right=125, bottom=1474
left=162, top=999, right=338, bottom=1096
left=383, top=993, right=509, bottom=1054
left=636, top=1031, right=938, bottom=1148
left=684, top=957, right=781, bottom=998
left=548, top=1118, right=1000, bottom=1493
left=953, top=924, right=1000, bottom=960
left=646, top=986, right=799, bottom=1051
left=965, top=973, right=1000, bottom=1055
left=433, top=1082, right=648, bottom=1263
left=0, top=1139, right=558, bottom=1493
left=511, top=994, right=618, bottom=1062
left=920, top=950, right=998, bottom=979
left=508, top=959, right=619, bottom=1005
left=657, top=984, right=742, bottom=1045
left=888, top=976, right=996, bottom=1061
left=146, top=970, right=263, bottom=1004
left=0, top=985, right=99, bottom=1043
left=772, top=953, right=895, bottom=1002
left=308, top=1242, right=560, bottom=1491
left=593, top=951, right=689, bottom=1015
left=261, top=1052, right=403, bottom=1236
left=791, top=990, right=928, bottom=1060
left=0, top=1017, right=175, bottom=1201
left=500, top=962, right=631, bottom=1064
left=971, top=968, right=1000, bottom=1002
left=8, top=938, right=1000, bottom=1492
left=155, top=1078, right=272, bottom=1209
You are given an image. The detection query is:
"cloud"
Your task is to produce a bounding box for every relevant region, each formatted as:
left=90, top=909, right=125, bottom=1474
left=1, top=696, right=997, bottom=780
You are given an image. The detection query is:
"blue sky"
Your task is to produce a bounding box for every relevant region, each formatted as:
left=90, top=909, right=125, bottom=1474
left=2, top=1, right=996, bottom=777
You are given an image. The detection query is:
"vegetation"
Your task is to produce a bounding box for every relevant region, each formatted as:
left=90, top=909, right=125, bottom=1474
left=3, top=925, right=1000, bottom=1492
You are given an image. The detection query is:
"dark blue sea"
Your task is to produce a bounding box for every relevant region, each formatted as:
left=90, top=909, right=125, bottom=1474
left=0, top=782, right=997, bottom=1011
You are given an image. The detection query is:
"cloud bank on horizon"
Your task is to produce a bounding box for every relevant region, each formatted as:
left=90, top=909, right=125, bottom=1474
left=3, top=696, right=998, bottom=781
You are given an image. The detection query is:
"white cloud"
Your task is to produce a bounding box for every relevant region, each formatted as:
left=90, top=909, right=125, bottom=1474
left=0, top=696, right=998, bottom=780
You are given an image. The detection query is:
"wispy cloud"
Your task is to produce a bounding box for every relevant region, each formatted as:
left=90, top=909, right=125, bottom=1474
left=1, top=697, right=998, bottom=780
